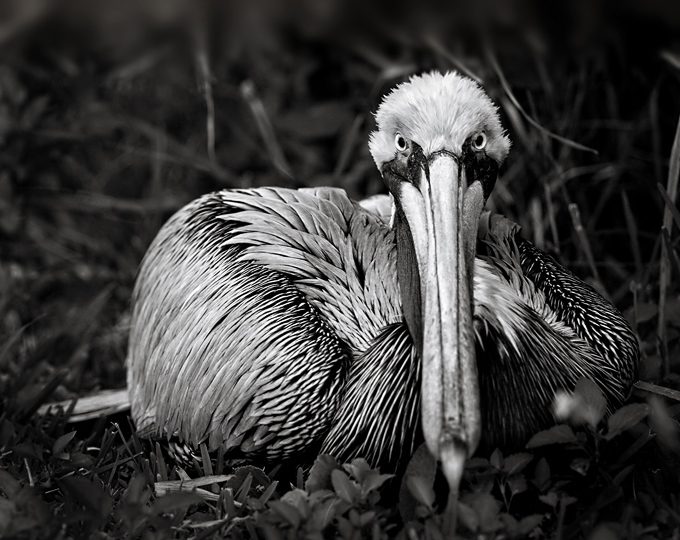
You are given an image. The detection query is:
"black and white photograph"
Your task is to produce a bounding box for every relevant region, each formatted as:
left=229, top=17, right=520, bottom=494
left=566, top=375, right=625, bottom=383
left=1, top=1, right=679, bottom=538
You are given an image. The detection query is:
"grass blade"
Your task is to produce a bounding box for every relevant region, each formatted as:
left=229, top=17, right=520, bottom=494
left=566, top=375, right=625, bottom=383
left=486, top=45, right=598, bottom=155
left=658, top=114, right=680, bottom=375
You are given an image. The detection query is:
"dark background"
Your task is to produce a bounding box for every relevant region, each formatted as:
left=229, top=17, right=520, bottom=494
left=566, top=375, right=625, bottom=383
left=1, top=0, right=679, bottom=446
left=1, top=2, right=680, bottom=538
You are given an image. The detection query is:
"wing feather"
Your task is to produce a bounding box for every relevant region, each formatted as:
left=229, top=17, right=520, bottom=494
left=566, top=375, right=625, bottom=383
left=127, top=187, right=400, bottom=460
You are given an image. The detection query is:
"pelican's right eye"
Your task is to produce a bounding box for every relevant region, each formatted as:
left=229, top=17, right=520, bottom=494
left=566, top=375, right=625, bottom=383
left=395, top=133, right=408, bottom=152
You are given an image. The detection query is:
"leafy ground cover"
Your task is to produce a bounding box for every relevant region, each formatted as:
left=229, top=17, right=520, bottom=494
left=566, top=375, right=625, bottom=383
left=1, top=2, right=680, bottom=538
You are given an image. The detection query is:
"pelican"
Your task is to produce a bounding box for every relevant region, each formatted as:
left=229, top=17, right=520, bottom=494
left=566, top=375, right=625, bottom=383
left=127, top=72, right=639, bottom=525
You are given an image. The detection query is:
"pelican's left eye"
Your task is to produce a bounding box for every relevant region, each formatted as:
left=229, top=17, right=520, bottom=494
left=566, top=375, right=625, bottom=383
left=472, top=132, right=487, bottom=151
left=395, top=133, right=408, bottom=152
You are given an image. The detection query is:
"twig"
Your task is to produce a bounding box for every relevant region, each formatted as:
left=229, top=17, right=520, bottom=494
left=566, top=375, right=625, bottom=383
left=240, top=80, right=293, bottom=179
left=424, top=35, right=483, bottom=83
left=568, top=203, right=603, bottom=288
left=37, top=388, right=130, bottom=422
left=657, top=183, right=680, bottom=233
left=661, top=228, right=680, bottom=282
left=545, top=183, right=560, bottom=254
left=193, top=9, right=216, bottom=164
left=621, top=191, right=643, bottom=277
left=634, top=381, right=680, bottom=402
left=658, top=115, right=680, bottom=376
left=486, top=46, right=598, bottom=155
left=334, top=115, right=364, bottom=177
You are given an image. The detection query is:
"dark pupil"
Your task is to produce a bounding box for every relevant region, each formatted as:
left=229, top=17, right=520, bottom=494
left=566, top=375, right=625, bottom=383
left=397, top=137, right=405, bottom=149
left=474, top=135, right=484, bottom=147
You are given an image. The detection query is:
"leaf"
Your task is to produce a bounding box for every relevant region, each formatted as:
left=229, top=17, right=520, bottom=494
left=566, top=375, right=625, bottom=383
left=406, top=476, right=435, bottom=509
left=502, top=453, right=533, bottom=474
left=259, top=480, right=279, bottom=504
left=0, top=419, right=15, bottom=448
left=67, top=452, right=94, bottom=469
left=357, top=510, right=375, bottom=527
left=152, top=491, right=205, bottom=514
left=361, top=473, right=393, bottom=494
left=0, top=497, right=17, bottom=537
left=605, top=403, right=650, bottom=440
left=533, top=458, right=551, bottom=491
left=260, top=523, right=285, bottom=540
left=517, top=514, right=544, bottom=535
left=335, top=516, right=353, bottom=540
left=612, top=464, right=635, bottom=486
left=12, top=443, right=43, bottom=462
left=457, top=502, right=479, bottom=533
left=470, top=492, right=502, bottom=533
left=649, top=396, right=680, bottom=450
left=122, top=474, right=149, bottom=505
left=281, top=489, right=310, bottom=519
left=593, top=485, right=623, bottom=510
left=507, top=475, right=527, bottom=496
left=348, top=508, right=361, bottom=527
left=308, top=497, right=341, bottom=530
left=0, top=470, right=21, bottom=498
left=59, top=476, right=112, bottom=519
left=538, top=492, right=559, bottom=508
left=52, top=431, right=76, bottom=456
left=571, top=378, right=607, bottom=428
left=489, top=448, right=504, bottom=469
left=570, top=457, right=590, bottom=476
left=526, top=425, right=578, bottom=448
left=634, top=302, right=658, bottom=323
left=269, top=500, right=301, bottom=529
left=305, top=454, right=339, bottom=493
left=227, top=466, right=270, bottom=496
left=331, top=470, right=359, bottom=504
left=589, top=523, right=620, bottom=540
left=234, top=474, right=252, bottom=504
left=343, top=458, right=374, bottom=483
left=466, top=457, right=491, bottom=469
left=398, top=444, right=436, bottom=522
left=498, top=512, right=518, bottom=535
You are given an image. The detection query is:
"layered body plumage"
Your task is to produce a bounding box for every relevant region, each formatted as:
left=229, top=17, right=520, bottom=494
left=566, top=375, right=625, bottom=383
left=128, top=187, right=638, bottom=468
left=127, top=72, right=639, bottom=506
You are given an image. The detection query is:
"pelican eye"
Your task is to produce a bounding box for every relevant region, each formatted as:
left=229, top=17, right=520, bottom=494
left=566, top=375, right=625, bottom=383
left=395, top=133, right=408, bottom=152
left=472, top=132, right=487, bottom=151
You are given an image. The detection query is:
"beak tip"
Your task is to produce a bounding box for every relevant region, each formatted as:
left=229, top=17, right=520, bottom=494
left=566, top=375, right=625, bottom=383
left=439, top=436, right=469, bottom=536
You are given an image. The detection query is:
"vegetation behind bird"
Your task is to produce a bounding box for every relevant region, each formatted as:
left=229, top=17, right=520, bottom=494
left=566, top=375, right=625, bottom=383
left=1, top=2, right=679, bottom=538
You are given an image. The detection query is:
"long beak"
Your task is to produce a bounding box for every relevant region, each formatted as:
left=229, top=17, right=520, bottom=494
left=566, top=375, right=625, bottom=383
left=398, top=152, right=484, bottom=527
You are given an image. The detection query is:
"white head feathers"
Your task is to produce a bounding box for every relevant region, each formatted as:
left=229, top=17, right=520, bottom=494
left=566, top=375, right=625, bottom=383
left=368, top=71, right=511, bottom=170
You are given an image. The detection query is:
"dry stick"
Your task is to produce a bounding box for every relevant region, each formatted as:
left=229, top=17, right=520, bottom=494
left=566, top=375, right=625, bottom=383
left=200, top=442, right=213, bottom=476
left=424, top=35, right=483, bottom=83
left=650, top=84, right=664, bottom=186
left=122, top=117, right=237, bottom=184
left=334, top=115, right=364, bottom=178
left=658, top=116, right=680, bottom=377
left=36, top=388, right=131, bottom=422
left=485, top=46, right=598, bottom=155
left=529, top=197, right=544, bottom=250
left=662, top=228, right=680, bottom=281
left=193, top=11, right=216, bottom=164
left=657, top=183, right=680, bottom=232
left=568, top=203, right=604, bottom=291
left=621, top=191, right=643, bottom=278
left=241, top=80, right=293, bottom=180
left=634, top=381, right=680, bottom=402
left=545, top=182, right=560, bottom=254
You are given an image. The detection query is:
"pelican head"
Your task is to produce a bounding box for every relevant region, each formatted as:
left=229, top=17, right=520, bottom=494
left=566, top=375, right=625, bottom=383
left=369, top=71, right=510, bottom=516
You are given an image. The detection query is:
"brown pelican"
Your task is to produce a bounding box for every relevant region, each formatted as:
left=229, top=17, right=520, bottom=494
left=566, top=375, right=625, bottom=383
left=126, top=72, right=639, bottom=524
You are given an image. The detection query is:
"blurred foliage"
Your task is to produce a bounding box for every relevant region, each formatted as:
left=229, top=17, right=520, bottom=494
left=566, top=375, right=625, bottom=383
left=1, top=379, right=679, bottom=538
left=1, top=1, right=680, bottom=538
